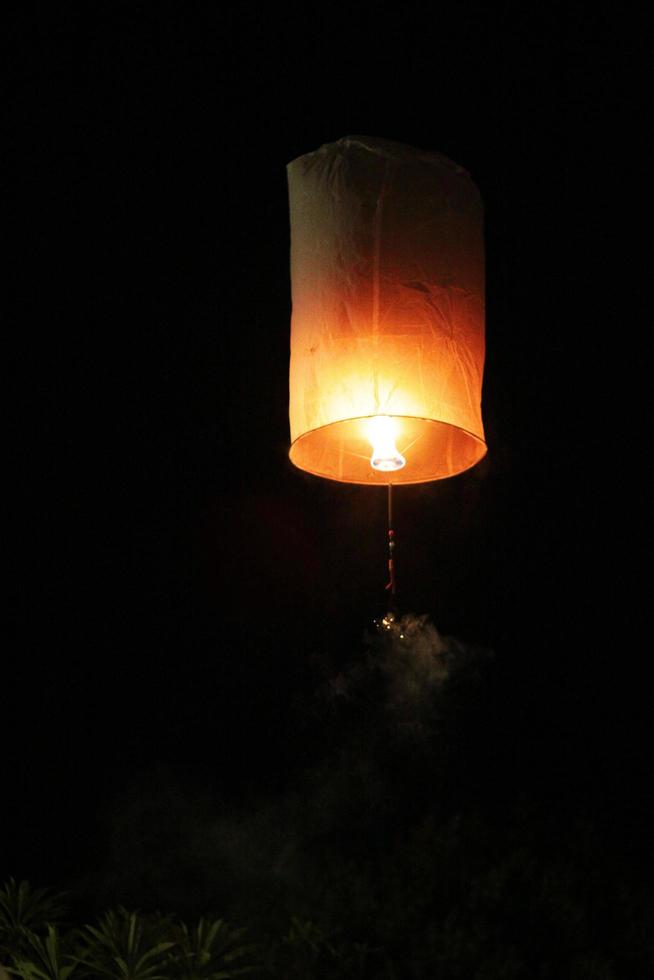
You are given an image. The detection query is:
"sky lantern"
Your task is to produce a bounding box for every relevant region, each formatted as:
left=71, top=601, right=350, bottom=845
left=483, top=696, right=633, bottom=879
left=287, top=135, right=486, bottom=605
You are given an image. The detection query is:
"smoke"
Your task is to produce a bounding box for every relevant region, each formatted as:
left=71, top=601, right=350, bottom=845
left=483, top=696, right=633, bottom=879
left=60, top=618, right=654, bottom=976
left=81, top=613, right=492, bottom=932
left=327, top=611, right=491, bottom=742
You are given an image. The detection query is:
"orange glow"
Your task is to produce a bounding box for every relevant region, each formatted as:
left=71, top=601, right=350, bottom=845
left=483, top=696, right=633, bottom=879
left=287, top=136, right=486, bottom=484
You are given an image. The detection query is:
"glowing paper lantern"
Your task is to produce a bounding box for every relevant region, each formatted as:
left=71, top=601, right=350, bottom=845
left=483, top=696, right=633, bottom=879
left=287, top=135, right=486, bottom=485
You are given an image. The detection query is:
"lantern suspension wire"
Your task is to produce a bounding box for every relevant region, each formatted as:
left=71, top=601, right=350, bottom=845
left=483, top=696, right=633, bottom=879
left=385, top=482, right=397, bottom=611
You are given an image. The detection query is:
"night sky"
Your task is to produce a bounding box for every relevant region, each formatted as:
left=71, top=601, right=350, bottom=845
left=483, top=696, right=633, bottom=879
left=6, top=0, right=650, bottom=953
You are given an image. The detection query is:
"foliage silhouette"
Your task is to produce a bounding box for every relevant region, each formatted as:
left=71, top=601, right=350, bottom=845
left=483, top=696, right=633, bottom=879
left=163, top=917, right=257, bottom=979
left=73, top=908, right=173, bottom=980
left=0, top=881, right=67, bottom=961
left=5, top=925, right=75, bottom=980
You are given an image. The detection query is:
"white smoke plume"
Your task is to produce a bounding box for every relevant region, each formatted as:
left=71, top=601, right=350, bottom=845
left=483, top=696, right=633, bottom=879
left=328, top=611, right=492, bottom=741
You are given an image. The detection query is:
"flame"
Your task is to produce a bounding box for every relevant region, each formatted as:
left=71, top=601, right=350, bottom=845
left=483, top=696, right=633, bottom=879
left=365, top=416, right=406, bottom=472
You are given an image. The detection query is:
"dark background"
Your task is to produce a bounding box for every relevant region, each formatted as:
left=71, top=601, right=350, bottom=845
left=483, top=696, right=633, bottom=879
left=5, top=0, right=649, bottom=938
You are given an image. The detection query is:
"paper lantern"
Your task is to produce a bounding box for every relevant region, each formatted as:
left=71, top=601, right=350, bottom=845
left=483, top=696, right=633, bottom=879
left=287, top=135, right=486, bottom=485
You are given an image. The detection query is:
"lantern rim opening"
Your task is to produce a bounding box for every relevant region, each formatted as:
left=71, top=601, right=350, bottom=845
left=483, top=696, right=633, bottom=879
left=289, top=414, right=487, bottom=485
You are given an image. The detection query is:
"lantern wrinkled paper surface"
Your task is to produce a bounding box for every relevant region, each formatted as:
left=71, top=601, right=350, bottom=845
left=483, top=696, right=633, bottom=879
left=287, top=135, right=486, bottom=485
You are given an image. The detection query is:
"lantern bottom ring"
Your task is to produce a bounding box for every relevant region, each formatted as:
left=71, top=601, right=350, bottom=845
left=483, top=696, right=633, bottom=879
left=289, top=414, right=486, bottom=485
